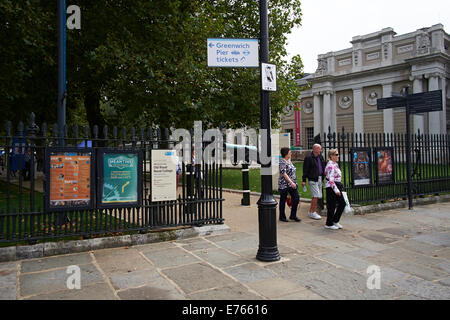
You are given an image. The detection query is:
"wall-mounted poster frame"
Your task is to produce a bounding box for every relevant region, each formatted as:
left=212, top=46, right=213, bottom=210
left=350, top=147, right=372, bottom=187
left=97, top=149, right=143, bottom=209
left=45, top=147, right=95, bottom=212
left=374, top=147, right=395, bottom=185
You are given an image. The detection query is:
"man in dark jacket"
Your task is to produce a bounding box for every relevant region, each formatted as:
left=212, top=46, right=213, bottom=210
left=302, top=144, right=325, bottom=220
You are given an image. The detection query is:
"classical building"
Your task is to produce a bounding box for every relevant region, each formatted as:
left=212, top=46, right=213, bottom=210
left=282, top=24, right=450, bottom=149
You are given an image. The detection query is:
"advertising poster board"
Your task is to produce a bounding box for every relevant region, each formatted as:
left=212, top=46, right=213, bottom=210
left=350, top=148, right=372, bottom=187
left=97, top=150, right=142, bottom=208
left=45, top=148, right=94, bottom=212
left=151, top=150, right=177, bottom=202
left=375, top=147, right=395, bottom=185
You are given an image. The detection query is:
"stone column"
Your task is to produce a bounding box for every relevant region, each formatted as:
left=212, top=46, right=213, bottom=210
left=382, top=83, right=394, bottom=134
left=330, top=92, right=337, bottom=133
left=323, top=92, right=332, bottom=135
left=441, top=77, right=447, bottom=134
left=313, top=93, right=322, bottom=137
left=353, top=88, right=364, bottom=134
left=412, top=76, right=425, bottom=134
left=428, top=74, right=441, bottom=135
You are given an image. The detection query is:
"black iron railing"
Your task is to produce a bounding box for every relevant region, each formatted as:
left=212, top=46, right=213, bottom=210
left=322, top=127, right=450, bottom=204
left=0, top=114, right=223, bottom=244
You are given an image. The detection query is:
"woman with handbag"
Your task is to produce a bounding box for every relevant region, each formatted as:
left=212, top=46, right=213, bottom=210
left=324, top=149, right=346, bottom=230
left=278, top=147, right=301, bottom=222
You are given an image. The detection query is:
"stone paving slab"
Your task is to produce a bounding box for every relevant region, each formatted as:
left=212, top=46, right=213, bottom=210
left=175, top=238, right=217, bottom=251
left=94, top=248, right=153, bottom=275
left=316, top=252, right=372, bottom=273
left=193, top=247, right=247, bottom=268
left=19, top=263, right=104, bottom=298
left=108, top=268, right=161, bottom=291
left=273, top=289, right=325, bottom=300
left=247, top=278, right=313, bottom=299
left=142, top=247, right=200, bottom=269
left=0, top=269, right=16, bottom=288
left=161, top=263, right=236, bottom=295
left=265, top=255, right=334, bottom=277
left=0, top=286, right=17, bottom=300
left=117, top=277, right=185, bottom=300
left=223, top=263, right=277, bottom=284
left=392, top=276, right=450, bottom=300
left=388, top=260, right=448, bottom=281
left=25, top=283, right=117, bottom=300
left=186, top=284, right=263, bottom=300
left=412, top=232, right=450, bottom=247
left=21, top=253, right=92, bottom=274
left=390, top=239, right=445, bottom=256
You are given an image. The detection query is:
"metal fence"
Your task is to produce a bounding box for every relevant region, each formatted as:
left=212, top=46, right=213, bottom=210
left=322, top=128, right=450, bottom=204
left=0, top=114, right=223, bottom=244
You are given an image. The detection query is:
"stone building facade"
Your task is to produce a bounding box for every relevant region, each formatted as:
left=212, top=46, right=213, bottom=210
left=282, top=24, right=450, bottom=149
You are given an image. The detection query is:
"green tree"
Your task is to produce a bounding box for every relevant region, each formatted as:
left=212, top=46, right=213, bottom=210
left=0, top=0, right=303, bottom=131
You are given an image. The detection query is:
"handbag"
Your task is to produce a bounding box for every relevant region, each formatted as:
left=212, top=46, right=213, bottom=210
left=341, top=191, right=354, bottom=215
left=286, top=195, right=293, bottom=208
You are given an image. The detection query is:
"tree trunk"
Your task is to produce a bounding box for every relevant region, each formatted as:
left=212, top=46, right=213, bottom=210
left=84, top=88, right=105, bottom=131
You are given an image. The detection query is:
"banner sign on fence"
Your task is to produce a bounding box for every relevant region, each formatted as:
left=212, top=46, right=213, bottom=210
left=350, top=148, right=372, bottom=187
left=151, top=150, right=177, bottom=202
left=97, top=150, right=142, bottom=208
left=45, top=148, right=94, bottom=212
left=375, top=147, right=395, bottom=185
left=294, top=102, right=301, bottom=146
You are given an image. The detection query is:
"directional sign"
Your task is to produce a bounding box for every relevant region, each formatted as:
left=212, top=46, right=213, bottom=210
left=408, top=90, right=442, bottom=114
left=207, top=38, right=259, bottom=68
left=377, top=90, right=442, bottom=114
left=377, top=96, right=406, bottom=110
left=261, top=63, right=277, bottom=91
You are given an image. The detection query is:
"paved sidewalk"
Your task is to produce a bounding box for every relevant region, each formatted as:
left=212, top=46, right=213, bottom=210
left=0, top=192, right=449, bottom=300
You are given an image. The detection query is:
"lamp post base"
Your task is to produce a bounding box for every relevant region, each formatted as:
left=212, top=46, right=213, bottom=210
left=256, top=195, right=280, bottom=262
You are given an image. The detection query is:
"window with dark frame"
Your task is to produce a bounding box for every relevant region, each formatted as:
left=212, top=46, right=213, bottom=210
left=306, top=127, right=314, bottom=149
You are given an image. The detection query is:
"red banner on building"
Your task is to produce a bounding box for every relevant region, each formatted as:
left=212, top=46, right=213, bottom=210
left=294, top=102, right=301, bottom=146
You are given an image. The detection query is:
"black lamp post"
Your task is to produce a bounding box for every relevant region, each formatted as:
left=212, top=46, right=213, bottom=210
left=256, top=0, right=280, bottom=262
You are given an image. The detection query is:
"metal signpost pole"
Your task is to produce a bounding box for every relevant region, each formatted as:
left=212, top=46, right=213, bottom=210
left=404, top=87, right=413, bottom=210
left=58, top=0, right=66, bottom=147
left=256, top=0, right=280, bottom=262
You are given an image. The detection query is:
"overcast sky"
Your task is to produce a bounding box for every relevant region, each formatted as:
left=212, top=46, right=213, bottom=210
left=285, top=0, right=450, bottom=73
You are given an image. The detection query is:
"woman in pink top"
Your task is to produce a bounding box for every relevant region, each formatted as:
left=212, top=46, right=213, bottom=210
left=324, top=149, right=346, bottom=230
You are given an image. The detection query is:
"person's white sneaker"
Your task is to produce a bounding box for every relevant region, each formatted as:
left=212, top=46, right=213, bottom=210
left=325, top=224, right=339, bottom=230
left=308, top=212, right=322, bottom=220
left=334, top=223, right=343, bottom=229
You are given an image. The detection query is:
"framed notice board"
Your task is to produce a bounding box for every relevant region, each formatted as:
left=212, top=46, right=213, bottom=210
left=97, top=149, right=142, bottom=208
left=350, top=148, right=372, bottom=187
left=374, top=147, right=395, bottom=185
left=45, top=147, right=95, bottom=212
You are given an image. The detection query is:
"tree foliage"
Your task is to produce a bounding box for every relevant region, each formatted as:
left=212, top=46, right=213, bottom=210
left=0, top=0, right=303, bottom=131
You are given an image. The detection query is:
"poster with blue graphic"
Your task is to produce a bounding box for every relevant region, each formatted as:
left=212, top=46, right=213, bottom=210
left=350, top=148, right=372, bottom=187
left=98, top=150, right=142, bottom=208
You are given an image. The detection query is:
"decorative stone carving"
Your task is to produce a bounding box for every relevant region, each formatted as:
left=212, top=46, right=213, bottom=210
left=366, top=91, right=379, bottom=106
left=416, top=31, right=431, bottom=55
left=283, top=104, right=294, bottom=117
left=338, top=95, right=352, bottom=109
left=316, top=58, right=328, bottom=73
left=303, top=101, right=313, bottom=114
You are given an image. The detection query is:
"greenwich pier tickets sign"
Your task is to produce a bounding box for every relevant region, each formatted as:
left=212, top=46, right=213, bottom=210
left=97, top=150, right=142, bottom=208
left=45, top=148, right=94, bottom=212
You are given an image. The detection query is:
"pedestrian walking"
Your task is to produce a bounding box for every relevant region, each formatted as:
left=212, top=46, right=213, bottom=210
left=324, top=149, right=346, bottom=230
left=302, top=144, right=325, bottom=220
left=278, top=147, right=301, bottom=222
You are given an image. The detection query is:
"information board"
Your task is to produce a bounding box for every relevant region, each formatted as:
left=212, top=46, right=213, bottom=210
left=151, top=150, right=177, bottom=202
left=45, top=148, right=94, bottom=212
left=97, top=150, right=142, bottom=208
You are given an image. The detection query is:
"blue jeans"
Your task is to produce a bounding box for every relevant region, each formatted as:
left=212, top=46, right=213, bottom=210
left=279, top=186, right=300, bottom=220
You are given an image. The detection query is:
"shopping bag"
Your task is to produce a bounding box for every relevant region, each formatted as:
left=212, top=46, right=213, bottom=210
left=341, top=191, right=354, bottom=215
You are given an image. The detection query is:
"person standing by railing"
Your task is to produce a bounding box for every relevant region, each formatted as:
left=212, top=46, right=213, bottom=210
left=324, top=149, right=346, bottom=230
left=278, top=147, right=301, bottom=222
left=302, top=144, right=325, bottom=220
